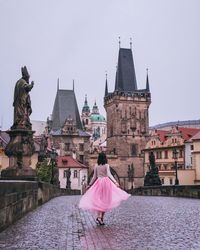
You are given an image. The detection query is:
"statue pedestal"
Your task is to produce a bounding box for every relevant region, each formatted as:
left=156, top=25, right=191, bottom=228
left=1, top=129, right=37, bottom=180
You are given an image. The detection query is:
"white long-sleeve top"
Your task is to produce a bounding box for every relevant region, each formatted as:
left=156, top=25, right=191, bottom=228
left=89, top=164, right=117, bottom=186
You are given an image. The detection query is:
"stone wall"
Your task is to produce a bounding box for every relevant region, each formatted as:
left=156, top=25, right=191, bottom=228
left=129, top=185, right=200, bottom=199
left=0, top=180, right=80, bottom=232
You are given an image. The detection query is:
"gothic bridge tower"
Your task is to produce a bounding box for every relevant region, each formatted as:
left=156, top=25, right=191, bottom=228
left=104, top=47, right=151, bottom=187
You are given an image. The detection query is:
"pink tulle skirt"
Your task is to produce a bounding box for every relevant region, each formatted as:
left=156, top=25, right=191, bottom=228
left=79, top=177, right=130, bottom=212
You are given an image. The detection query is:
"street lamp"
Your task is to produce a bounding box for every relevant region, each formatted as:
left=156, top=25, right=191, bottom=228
left=172, top=148, right=179, bottom=185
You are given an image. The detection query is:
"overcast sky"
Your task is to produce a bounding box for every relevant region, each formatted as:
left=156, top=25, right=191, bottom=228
left=0, top=0, right=200, bottom=130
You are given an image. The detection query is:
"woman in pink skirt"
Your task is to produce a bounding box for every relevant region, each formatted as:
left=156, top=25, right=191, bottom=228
left=79, top=152, right=130, bottom=225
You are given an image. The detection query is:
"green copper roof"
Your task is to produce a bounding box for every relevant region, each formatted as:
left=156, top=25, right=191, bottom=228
left=90, top=114, right=106, bottom=122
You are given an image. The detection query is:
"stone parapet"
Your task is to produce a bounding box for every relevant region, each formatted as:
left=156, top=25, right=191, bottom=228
left=129, top=185, right=200, bottom=199
left=0, top=180, right=80, bottom=232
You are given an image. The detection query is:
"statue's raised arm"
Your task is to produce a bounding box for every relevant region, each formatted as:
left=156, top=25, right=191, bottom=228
left=12, top=66, right=34, bottom=130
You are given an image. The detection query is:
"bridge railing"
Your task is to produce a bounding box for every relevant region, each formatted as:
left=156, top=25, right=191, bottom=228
left=0, top=180, right=80, bottom=232
left=128, top=185, right=200, bottom=199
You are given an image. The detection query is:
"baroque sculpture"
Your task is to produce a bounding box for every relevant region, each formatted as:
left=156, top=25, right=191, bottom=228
left=1, top=66, right=36, bottom=179
left=144, top=152, right=162, bottom=186
left=12, top=66, right=34, bottom=130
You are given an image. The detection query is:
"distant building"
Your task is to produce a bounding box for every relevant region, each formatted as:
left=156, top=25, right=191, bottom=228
left=191, top=131, right=200, bottom=184
left=144, top=126, right=200, bottom=185
left=47, top=84, right=90, bottom=165
left=81, top=96, right=107, bottom=152
left=31, top=120, right=47, bottom=136
left=57, top=155, right=88, bottom=191
left=100, top=46, right=151, bottom=188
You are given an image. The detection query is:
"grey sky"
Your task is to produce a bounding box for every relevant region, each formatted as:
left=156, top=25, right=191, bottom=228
left=0, top=0, right=200, bottom=130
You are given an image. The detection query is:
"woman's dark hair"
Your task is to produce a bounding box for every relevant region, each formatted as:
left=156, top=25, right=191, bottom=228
left=97, top=152, right=107, bottom=165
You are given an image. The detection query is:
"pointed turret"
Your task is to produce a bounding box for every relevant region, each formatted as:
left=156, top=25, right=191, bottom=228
left=82, top=95, right=90, bottom=114
left=115, top=48, right=137, bottom=92
left=105, top=73, right=108, bottom=96
left=146, top=68, right=150, bottom=92
left=92, top=100, right=99, bottom=114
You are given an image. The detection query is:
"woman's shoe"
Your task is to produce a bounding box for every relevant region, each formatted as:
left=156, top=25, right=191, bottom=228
left=96, top=217, right=105, bottom=226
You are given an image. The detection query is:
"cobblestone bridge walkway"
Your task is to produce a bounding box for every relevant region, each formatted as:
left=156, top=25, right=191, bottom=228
left=0, top=196, right=200, bottom=250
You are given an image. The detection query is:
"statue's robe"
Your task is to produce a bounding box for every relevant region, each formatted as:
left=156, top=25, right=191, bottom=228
left=13, top=79, right=33, bottom=129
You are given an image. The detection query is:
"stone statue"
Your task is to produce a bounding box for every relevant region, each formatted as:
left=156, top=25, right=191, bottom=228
left=149, top=151, right=156, bottom=170
left=144, top=152, right=162, bottom=186
left=38, top=134, right=48, bottom=162
left=12, top=66, right=34, bottom=130
left=128, top=164, right=134, bottom=182
left=1, top=66, right=36, bottom=179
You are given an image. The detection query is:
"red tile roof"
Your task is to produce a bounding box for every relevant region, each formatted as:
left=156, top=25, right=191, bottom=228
left=178, top=127, right=200, bottom=141
left=191, top=131, right=200, bottom=140
left=57, top=155, right=88, bottom=169
left=156, top=130, right=168, bottom=143
left=155, top=127, right=200, bottom=142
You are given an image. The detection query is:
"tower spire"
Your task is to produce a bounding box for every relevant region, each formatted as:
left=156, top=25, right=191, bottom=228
left=57, top=78, right=59, bottom=90
left=118, top=36, right=121, bottom=49
left=85, top=94, right=88, bottom=105
left=146, top=68, right=150, bottom=92
left=130, top=37, right=132, bottom=50
left=82, top=94, right=90, bottom=114
left=105, top=71, right=108, bottom=96
left=73, top=79, right=75, bottom=91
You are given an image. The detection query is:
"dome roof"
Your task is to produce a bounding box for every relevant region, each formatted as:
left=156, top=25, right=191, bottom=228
left=90, top=114, right=106, bottom=122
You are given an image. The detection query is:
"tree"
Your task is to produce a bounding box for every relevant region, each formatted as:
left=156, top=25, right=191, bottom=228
left=36, top=159, right=52, bottom=182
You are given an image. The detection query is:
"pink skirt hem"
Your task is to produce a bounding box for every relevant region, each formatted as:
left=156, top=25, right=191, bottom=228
left=79, top=177, right=130, bottom=212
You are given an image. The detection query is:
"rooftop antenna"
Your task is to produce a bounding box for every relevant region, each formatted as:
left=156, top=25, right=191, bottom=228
left=130, top=37, right=132, bottom=50
left=73, top=79, right=75, bottom=91
left=118, top=36, right=121, bottom=48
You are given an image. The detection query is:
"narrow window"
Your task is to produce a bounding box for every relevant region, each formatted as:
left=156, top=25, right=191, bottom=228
left=74, top=170, right=78, bottom=178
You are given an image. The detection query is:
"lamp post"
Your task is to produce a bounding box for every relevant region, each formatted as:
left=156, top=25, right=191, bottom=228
left=172, top=148, right=179, bottom=185
left=49, top=147, right=58, bottom=185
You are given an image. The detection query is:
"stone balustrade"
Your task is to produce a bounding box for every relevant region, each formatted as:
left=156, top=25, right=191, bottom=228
left=0, top=180, right=80, bottom=232
left=129, top=185, right=200, bottom=199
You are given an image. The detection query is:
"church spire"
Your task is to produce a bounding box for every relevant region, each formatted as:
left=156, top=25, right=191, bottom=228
left=105, top=72, right=108, bottom=96
left=73, top=79, right=75, bottom=92
left=130, top=37, right=132, bottom=50
left=84, top=94, right=88, bottom=105
left=146, top=68, right=150, bottom=92
left=92, top=100, right=99, bottom=114
left=82, top=94, right=90, bottom=114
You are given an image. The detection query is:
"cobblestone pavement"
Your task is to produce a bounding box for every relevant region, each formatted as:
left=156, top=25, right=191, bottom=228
left=0, top=196, right=200, bottom=250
